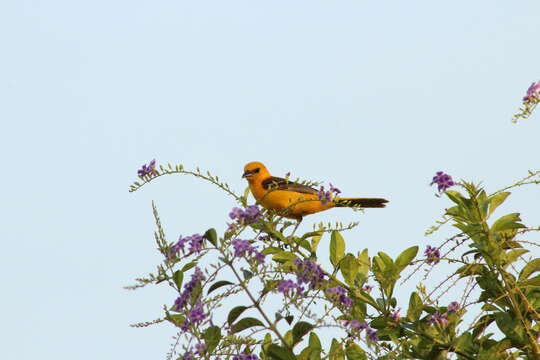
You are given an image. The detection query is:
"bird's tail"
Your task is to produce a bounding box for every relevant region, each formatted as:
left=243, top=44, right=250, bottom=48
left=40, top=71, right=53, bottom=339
left=334, top=198, right=388, bottom=208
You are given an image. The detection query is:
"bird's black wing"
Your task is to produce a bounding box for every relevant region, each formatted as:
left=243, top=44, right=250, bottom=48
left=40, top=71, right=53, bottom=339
left=261, top=176, right=318, bottom=195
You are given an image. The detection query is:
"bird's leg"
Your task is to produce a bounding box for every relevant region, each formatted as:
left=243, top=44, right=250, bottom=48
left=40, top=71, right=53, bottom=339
left=290, top=217, right=303, bottom=237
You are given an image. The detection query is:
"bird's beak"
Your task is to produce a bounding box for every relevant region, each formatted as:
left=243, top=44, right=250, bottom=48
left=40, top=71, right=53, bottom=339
left=242, top=170, right=254, bottom=179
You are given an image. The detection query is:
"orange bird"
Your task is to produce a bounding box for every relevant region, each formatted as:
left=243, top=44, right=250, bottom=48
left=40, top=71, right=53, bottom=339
left=242, top=161, right=388, bottom=222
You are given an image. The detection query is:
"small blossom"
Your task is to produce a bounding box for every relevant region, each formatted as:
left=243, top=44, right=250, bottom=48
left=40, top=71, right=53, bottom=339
left=425, top=245, right=441, bottom=265
left=428, top=312, right=449, bottom=327
left=390, top=308, right=401, bottom=323
left=366, top=327, right=379, bottom=342
left=228, top=205, right=263, bottom=229
left=194, top=343, right=206, bottom=356
left=137, top=159, right=157, bottom=177
left=188, top=301, right=206, bottom=324
left=277, top=279, right=304, bottom=295
left=285, top=172, right=291, bottom=178
left=233, top=353, right=259, bottom=360
left=231, top=238, right=266, bottom=264
left=362, top=284, right=373, bottom=293
left=294, top=258, right=326, bottom=289
left=430, top=171, right=455, bottom=193
left=523, top=80, right=540, bottom=103
left=326, top=286, right=353, bottom=308
left=343, top=320, right=378, bottom=341
left=168, top=234, right=204, bottom=260
left=447, top=301, right=460, bottom=313
left=182, top=350, right=194, bottom=360
left=173, top=267, right=205, bottom=311
left=329, top=183, right=341, bottom=194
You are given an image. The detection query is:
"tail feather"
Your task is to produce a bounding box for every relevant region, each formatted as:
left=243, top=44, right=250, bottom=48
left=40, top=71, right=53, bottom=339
left=335, top=198, right=388, bottom=208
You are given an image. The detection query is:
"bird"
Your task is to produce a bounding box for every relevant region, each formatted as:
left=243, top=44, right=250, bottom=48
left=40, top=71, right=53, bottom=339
left=242, top=161, right=388, bottom=223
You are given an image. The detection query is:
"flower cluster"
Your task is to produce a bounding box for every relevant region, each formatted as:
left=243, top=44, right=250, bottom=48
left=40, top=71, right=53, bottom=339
left=326, top=286, right=353, bottom=309
left=168, top=234, right=204, bottom=260
left=233, top=353, right=259, bottom=360
left=294, top=258, right=326, bottom=290
left=390, top=308, right=401, bottom=323
left=173, top=267, right=205, bottom=311
left=277, top=279, right=304, bottom=295
left=447, top=301, right=460, bottom=313
left=228, top=205, right=263, bottom=231
left=137, top=159, right=157, bottom=177
left=430, top=171, right=455, bottom=193
left=343, top=320, right=379, bottom=342
left=428, top=301, right=461, bottom=327
left=232, top=239, right=265, bottom=263
left=317, top=183, right=341, bottom=205
left=424, top=245, right=441, bottom=265
left=523, top=80, right=540, bottom=103
left=427, top=312, right=448, bottom=327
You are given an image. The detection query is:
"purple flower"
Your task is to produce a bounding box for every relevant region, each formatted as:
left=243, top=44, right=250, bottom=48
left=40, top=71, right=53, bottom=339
left=182, top=350, right=194, bottom=360
left=326, top=286, right=353, bottom=308
left=447, top=301, right=460, bottom=313
left=137, top=159, right=157, bottom=177
left=343, top=320, right=378, bottom=341
left=317, top=186, right=332, bottom=205
left=228, top=205, right=263, bottom=229
left=168, top=234, right=204, bottom=260
left=428, top=312, right=448, bottom=327
left=329, top=183, right=341, bottom=194
left=231, top=238, right=266, bottom=264
left=285, top=172, right=291, bottom=178
left=430, top=171, right=455, bottom=193
left=233, top=353, right=259, bottom=360
left=390, top=308, right=401, bottom=323
left=362, top=284, right=373, bottom=293
left=277, top=279, right=304, bottom=295
left=523, top=80, right=540, bottom=103
left=294, top=258, right=326, bottom=289
left=425, top=245, right=441, bottom=265
left=173, top=267, right=205, bottom=311
left=366, top=327, right=379, bottom=342
left=188, top=301, right=206, bottom=324
left=194, top=343, right=206, bottom=355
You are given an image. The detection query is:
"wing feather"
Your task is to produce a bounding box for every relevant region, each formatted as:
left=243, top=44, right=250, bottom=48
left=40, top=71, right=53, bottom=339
left=261, top=176, right=318, bottom=195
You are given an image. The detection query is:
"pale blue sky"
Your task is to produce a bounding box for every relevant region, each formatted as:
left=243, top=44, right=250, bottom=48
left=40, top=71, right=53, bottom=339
left=1, top=1, right=540, bottom=359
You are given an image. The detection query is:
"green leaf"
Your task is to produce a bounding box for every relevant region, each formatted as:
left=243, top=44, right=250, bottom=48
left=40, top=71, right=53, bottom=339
left=172, top=270, right=183, bottom=290
left=519, top=258, right=540, bottom=280
left=407, top=292, right=423, bottom=321
left=273, top=251, right=298, bottom=263
left=504, top=249, right=529, bottom=268
left=181, top=261, right=197, bottom=272
left=329, top=339, right=345, bottom=360
left=202, top=326, right=221, bottom=353
left=307, top=332, right=322, bottom=359
left=268, top=344, right=296, bottom=360
left=330, top=231, right=345, bottom=267
left=445, top=190, right=465, bottom=205
left=345, top=343, right=367, bottom=360
left=227, top=306, right=249, bottom=326
left=166, top=313, right=185, bottom=327
left=207, top=280, right=234, bottom=295
left=487, top=192, right=510, bottom=217
left=203, top=228, right=218, bottom=246
left=340, top=254, right=360, bottom=286
left=455, top=264, right=485, bottom=278
left=491, top=213, right=526, bottom=233
left=357, top=249, right=370, bottom=278
left=231, top=317, right=265, bottom=333
left=395, top=246, right=419, bottom=271
left=292, top=321, right=314, bottom=345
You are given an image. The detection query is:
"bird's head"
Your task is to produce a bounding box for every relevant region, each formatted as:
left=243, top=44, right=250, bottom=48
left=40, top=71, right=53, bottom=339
left=242, top=161, right=270, bottom=183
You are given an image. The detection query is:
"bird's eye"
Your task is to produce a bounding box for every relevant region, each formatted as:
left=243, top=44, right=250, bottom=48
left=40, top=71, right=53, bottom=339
left=254, top=168, right=260, bottom=173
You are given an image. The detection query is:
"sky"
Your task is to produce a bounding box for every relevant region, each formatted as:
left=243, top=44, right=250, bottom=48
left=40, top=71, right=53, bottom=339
left=1, top=1, right=540, bottom=359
